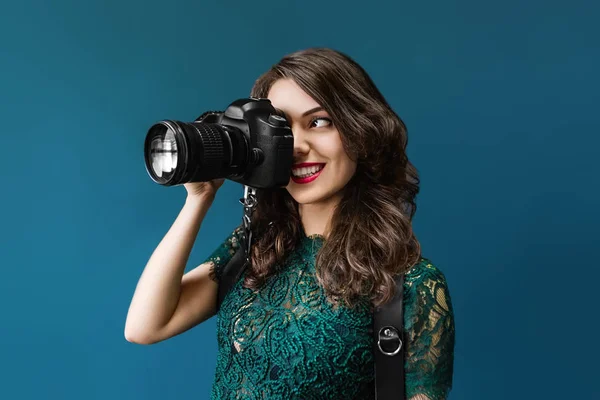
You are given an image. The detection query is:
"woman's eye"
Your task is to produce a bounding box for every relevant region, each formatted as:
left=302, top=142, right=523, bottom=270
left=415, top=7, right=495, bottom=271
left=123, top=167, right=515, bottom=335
left=310, top=117, right=332, bottom=128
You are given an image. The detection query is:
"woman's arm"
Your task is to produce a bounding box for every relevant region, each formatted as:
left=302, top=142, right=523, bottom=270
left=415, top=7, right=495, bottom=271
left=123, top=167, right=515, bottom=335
left=124, top=194, right=217, bottom=345
left=403, top=259, right=455, bottom=400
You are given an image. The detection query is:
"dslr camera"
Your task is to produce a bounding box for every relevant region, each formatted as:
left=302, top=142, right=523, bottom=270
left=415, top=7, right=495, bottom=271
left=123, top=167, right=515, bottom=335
left=144, top=98, right=294, bottom=189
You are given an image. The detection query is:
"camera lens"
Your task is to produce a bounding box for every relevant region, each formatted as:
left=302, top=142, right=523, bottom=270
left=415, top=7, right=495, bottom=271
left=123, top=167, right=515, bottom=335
left=147, top=124, right=179, bottom=182
left=144, top=120, right=248, bottom=186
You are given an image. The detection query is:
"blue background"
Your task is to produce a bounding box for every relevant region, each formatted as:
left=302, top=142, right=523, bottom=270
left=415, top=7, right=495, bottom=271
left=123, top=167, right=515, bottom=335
left=1, top=0, right=598, bottom=398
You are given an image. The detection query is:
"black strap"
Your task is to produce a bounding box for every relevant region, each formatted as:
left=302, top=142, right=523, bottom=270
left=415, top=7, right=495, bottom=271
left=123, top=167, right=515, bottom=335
left=216, top=246, right=247, bottom=311
left=373, top=274, right=405, bottom=400
left=215, top=247, right=405, bottom=400
left=216, top=187, right=256, bottom=311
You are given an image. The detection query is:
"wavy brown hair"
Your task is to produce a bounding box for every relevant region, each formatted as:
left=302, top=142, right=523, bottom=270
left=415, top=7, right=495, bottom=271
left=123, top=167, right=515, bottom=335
left=243, top=48, right=421, bottom=308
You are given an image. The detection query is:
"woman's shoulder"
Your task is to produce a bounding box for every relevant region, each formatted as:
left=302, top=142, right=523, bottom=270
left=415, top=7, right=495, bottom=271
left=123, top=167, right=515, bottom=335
left=404, top=256, right=449, bottom=287
left=403, top=257, right=452, bottom=307
left=402, top=256, right=454, bottom=331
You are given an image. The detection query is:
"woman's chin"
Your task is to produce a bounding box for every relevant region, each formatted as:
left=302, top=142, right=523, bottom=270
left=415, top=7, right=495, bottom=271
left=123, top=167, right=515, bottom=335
left=285, top=187, right=318, bottom=205
left=285, top=187, right=342, bottom=207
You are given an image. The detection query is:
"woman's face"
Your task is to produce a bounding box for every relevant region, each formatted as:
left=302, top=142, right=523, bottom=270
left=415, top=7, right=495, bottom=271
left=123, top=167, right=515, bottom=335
left=267, top=79, right=357, bottom=205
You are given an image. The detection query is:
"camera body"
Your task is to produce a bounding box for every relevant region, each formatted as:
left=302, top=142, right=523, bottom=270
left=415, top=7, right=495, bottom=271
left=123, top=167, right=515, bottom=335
left=197, top=98, right=294, bottom=188
left=144, top=98, right=294, bottom=189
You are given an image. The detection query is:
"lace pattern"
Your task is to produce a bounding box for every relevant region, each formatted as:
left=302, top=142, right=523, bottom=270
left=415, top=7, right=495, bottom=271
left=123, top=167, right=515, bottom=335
left=202, top=228, right=455, bottom=399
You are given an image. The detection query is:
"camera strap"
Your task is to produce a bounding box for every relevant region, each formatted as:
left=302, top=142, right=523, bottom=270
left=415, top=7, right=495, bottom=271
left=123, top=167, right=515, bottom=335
left=373, top=274, right=405, bottom=400
left=215, top=185, right=256, bottom=310
left=239, top=185, right=258, bottom=264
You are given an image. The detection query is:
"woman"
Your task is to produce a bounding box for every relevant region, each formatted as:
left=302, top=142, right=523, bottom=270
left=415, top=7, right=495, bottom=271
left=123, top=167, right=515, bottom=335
left=125, top=48, right=455, bottom=400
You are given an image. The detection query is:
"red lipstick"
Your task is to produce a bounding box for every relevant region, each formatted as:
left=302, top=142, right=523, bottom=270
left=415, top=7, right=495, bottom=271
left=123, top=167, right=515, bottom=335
left=292, top=162, right=325, bottom=168
left=291, top=163, right=326, bottom=184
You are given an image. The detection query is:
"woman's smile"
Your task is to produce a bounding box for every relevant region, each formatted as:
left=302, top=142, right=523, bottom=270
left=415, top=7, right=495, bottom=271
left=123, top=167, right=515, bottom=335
left=291, top=163, right=326, bottom=184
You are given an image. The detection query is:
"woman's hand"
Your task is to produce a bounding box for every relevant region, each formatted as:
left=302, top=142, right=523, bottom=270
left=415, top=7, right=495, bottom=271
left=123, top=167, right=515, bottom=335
left=184, top=179, right=225, bottom=200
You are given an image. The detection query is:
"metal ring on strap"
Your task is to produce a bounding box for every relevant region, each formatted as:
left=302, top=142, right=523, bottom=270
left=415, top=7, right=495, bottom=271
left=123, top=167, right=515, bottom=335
left=377, top=326, right=403, bottom=356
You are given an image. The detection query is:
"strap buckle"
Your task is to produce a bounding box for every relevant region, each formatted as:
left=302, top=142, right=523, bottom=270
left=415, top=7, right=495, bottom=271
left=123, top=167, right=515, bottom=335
left=377, top=326, right=403, bottom=356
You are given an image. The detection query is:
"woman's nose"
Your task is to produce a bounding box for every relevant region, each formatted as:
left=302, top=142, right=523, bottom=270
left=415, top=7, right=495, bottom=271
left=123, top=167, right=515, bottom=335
left=292, top=128, right=310, bottom=158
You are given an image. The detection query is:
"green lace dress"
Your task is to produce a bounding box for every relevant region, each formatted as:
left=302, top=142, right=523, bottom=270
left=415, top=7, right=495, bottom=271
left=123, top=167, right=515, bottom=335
left=203, top=226, right=455, bottom=400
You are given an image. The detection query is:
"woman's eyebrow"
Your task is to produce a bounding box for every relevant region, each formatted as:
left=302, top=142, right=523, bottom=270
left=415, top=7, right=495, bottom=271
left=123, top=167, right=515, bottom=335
left=301, top=106, right=325, bottom=117
left=278, top=106, right=326, bottom=122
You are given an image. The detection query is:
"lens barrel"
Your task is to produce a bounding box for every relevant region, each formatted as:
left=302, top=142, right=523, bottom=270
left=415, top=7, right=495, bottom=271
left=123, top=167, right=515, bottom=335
left=144, top=120, right=248, bottom=186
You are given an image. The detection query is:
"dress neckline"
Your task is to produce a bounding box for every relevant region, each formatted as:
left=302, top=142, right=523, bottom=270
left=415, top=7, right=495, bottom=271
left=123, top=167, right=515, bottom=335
left=299, top=226, right=326, bottom=241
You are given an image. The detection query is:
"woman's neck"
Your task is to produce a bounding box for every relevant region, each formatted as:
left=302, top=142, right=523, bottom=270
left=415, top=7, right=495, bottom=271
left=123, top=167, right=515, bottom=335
left=297, top=194, right=341, bottom=238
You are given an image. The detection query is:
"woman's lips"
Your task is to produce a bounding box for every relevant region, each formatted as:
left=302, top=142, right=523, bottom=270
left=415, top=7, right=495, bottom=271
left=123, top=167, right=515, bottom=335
left=290, top=164, right=325, bottom=184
